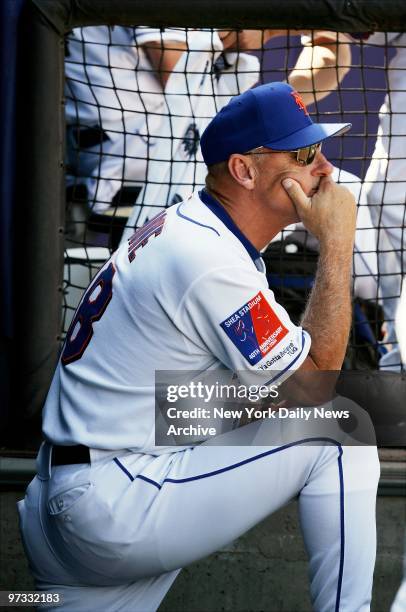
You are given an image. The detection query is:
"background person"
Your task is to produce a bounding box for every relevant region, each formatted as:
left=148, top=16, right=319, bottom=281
left=65, top=26, right=262, bottom=217
left=294, top=30, right=406, bottom=368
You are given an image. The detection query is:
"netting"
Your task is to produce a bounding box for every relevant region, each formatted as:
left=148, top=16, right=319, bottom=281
left=63, top=27, right=406, bottom=371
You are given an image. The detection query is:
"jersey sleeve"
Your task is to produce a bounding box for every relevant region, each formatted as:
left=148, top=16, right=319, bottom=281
left=215, top=52, right=260, bottom=98
left=177, top=264, right=311, bottom=387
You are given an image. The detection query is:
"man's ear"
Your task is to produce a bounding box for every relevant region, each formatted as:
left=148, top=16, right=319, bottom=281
left=227, top=154, right=257, bottom=191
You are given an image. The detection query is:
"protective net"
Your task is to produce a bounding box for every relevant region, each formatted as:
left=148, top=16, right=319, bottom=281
left=64, top=27, right=406, bottom=371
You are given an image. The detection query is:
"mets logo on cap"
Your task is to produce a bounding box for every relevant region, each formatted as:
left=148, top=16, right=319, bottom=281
left=220, top=291, right=289, bottom=365
left=291, top=91, right=309, bottom=116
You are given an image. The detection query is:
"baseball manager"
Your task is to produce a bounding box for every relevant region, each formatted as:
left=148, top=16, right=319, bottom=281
left=18, top=82, right=379, bottom=612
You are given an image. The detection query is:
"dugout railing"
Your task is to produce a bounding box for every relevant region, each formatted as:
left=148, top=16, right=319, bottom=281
left=5, top=0, right=406, bottom=449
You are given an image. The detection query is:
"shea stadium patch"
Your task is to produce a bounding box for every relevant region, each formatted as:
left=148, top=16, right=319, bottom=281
left=220, top=291, right=289, bottom=365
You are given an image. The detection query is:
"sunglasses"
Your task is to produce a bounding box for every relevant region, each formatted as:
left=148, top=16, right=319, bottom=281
left=244, top=142, right=322, bottom=166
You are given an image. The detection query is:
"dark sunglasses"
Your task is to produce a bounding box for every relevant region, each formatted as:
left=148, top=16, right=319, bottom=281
left=244, top=142, right=322, bottom=166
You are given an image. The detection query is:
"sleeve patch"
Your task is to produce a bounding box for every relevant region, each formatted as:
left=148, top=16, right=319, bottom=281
left=220, top=291, right=289, bottom=365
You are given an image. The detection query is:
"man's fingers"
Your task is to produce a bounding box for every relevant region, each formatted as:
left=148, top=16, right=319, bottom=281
left=282, top=178, right=311, bottom=211
left=317, top=175, right=335, bottom=192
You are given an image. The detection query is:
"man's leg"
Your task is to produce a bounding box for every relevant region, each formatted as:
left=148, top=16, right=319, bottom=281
left=18, top=448, right=179, bottom=612
left=138, top=442, right=379, bottom=612
left=19, top=418, right=379, bottom=611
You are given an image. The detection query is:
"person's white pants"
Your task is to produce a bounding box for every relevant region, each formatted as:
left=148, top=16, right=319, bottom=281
left=18, top=413, right=379, bottom=612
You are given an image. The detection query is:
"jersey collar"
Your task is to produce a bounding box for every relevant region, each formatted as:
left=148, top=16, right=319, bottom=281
left=199, top=189, right=262, bottom=266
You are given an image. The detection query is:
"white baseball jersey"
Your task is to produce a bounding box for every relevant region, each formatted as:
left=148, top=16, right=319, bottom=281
left=65, top=26, right=188, bottom=211
left=396, top=283, right=406, bottom=363
left=121, top=29, right=260, bottom=231
left=302, top=32, right=406, bottom=369
left=43, top=190, right=310, bottom=452
left=359, top=33, right=406, bottom=368
left=65, top=27, right=260, bottom=214
left=33, top=192, right=378, bottom=612
left=65, top=26, right=187, bottom=129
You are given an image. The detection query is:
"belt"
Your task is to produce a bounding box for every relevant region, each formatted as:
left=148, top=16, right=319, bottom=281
left=51, top=444, right=90, bottom=466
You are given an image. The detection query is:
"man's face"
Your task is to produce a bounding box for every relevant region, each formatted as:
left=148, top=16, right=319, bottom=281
left=251, top=145, right=334, bottom=224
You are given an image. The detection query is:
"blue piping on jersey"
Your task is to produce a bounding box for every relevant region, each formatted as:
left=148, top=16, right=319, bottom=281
left=176, top=202, right=220, bottom=236
left=112, top=436, right=345, bottom=610
left=265, top=331, right=308, bottom=386
left=199, top=189, right=261, bottom=265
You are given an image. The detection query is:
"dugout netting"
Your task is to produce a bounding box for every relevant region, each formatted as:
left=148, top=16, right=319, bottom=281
left=63, top=27, right=403, bottom=364
left=9, top=0, right=406, bottom=448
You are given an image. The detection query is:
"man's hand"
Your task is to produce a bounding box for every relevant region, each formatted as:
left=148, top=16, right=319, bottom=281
left=283, top=175, right=356, bottom=371
left=282, top=176, right=356, bottom=251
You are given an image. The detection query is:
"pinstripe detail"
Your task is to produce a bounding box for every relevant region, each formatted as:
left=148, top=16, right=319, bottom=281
left=113, top=457, right=134, bottom=481
left=113, top=439, right=345, bottom=611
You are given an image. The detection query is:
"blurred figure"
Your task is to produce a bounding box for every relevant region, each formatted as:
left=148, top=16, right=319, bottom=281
left=349, top=32, right=406, bottom=612
left=289, top=33, right=406, bottom=609
left=65, top=26, right=188, bottom=214
left=65, top=26, right=262, bottom=217
left=357, top=33, right=406, bottom=370
left=122, top=28, right=266, bottom=231
left=283, top=31, right=378, bottom=304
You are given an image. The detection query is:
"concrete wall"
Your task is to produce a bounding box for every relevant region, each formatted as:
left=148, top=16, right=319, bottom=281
left=1, top=491, right=404, bottom=611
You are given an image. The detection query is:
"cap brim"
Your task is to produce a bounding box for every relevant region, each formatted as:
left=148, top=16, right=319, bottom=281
left=262, top=122, right=351, bottom=151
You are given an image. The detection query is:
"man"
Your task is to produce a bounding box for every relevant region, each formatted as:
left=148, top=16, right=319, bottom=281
left=65, top=26, right=186, bottom=214
left=122, top=29, right=378, bottom=309
left=65, top=26, right=262, bottom=216
left=18, top=82, right=379, bottom=612
left=357, top=32, right=406, bottom=371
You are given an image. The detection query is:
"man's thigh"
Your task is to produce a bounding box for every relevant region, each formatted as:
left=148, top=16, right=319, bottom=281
left=41, top=417, right=376, bottom=578
left=21, top=412, right=379, bottom=592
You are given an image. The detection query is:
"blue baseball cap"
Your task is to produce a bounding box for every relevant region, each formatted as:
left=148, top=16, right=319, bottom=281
left=200, top=82, right=351, bottom=166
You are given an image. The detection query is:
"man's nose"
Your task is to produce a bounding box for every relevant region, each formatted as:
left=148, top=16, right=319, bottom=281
left=311, top=150, right=334, bottom=176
